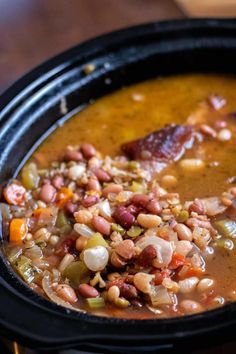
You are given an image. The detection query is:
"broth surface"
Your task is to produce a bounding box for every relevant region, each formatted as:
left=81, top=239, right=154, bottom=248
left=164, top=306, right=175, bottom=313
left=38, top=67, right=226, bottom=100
left=37, top=74, right=236, bottom=200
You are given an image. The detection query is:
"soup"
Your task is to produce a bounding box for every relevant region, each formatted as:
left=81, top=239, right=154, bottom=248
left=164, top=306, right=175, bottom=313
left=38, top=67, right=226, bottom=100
left=2, top=74, right=236, bottom=319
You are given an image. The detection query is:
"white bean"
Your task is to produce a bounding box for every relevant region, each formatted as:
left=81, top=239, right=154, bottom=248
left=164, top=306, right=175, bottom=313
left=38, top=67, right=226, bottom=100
left=175, top=240, right=193, bottom=257
left=137, top=213, right=162, bottom=228
left=178, top=277, right=199, bottom=293
left=107, top=285, right=120, bottom=302
left=175, top=223, right=193, bottom=241
left=180, top=300, right=203, bottom=313
left=161, top=175, right=178, bottom=188
left=58, top=254, right=74, bottom=273
left=49, top=235, right=60, bottom=246
left=179, top=159, right=205, bottom=172
left=197, top=278, right=214, bottom=292
left=217, top=128, right=232, bottom=141
left=133, top=272, right=154, bottom=294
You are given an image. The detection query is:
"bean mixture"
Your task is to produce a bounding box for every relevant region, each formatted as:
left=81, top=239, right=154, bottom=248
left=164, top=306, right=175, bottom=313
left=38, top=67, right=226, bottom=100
left=3, top=74, right=236, bottom=319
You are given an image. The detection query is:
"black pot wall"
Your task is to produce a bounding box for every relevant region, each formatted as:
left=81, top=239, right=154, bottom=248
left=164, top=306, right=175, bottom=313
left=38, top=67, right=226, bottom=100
left=1, top=19, right=236, bottom=353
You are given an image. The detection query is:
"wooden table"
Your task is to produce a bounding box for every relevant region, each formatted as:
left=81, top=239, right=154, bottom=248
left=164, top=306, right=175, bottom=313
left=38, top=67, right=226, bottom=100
left=0, top=0, right=183, bottom=92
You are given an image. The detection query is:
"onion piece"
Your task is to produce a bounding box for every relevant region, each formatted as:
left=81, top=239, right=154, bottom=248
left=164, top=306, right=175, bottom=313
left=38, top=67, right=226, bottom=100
left=201, top=197, right=227, bottom=216
left=136, top=235, right=173, bottom=268
left=42, top=271, right=74, bottom=309
left=74, top=223, right=94, bottom=238
left=24, top=245, right=43, bottom=260
left=98, top=200, right=112, bottom=219
left=213, top=219, right=236, bottom=239
left=149, top=285, right=176, bottom=307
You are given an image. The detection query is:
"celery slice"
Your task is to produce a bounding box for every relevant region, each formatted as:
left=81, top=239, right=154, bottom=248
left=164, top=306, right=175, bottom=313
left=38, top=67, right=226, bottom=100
left=86, top=297, right=105, bottom=309
left=213, top=219, right=236, bottom=239
left=14, top=256, right=35, bottom=283
left=85, top=233, right=108, bottom=249
left=63, top=261, right=90, bottom=286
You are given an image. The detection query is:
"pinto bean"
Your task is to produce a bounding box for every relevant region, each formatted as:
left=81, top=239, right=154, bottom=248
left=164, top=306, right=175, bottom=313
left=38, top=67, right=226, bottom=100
left=82, top=195, right=98, bottom=207
left=81, top=143, right=97, bottom=158
left=186, top=218, right=212, bottom=230
left=113, top=206, right=135, bottom=229
left=110, top=251, right=126, bottom=268
left=92, top=215, right=111, bottom=236
left=146, top=199, right=162, bottom=215
left=56, top=284, right=78, bottom=303
left=64, top=201, right=77, bottom=214
left=189, top=199, right=205, bottom=215
left=102, top=184, right=123, bottom=198
left=137, top=245, right=157, bottom=267
left=132, top=194, right=150, bottom=207
left=86, top=178, right=101, bottom=192
left=115, top=240, right=135, bottom=260
left=94, top=168, right=111, bottom=182
left=137, top=213, right=162, bottom=228
left=120, top=283, right=138, bottom=299
left=39, top=184, right=56, bottom=203
left=78, top=284, right=99, bottom=298
left=64, top=150, right=83, bottom=162
left=52, top=175, right=64, bottom=189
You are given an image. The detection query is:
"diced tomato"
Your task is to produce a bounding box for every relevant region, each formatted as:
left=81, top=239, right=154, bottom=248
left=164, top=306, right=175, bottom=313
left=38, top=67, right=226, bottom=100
left=56, top=187, right=73, bottom=208
left=33, top=207, right=53, bottom=219
left=151, top=269, right=172, bottom=285
left=106, top=277, right=125, bottom=290
left=184, top=267, right=205, bottom=278
left=169, top=252, right=188, bottom=270
left=4, top=183, right=26, bottom=206
left=177, top=264, right=205, bottom=280
left=156, top=228, right=170, bottom=241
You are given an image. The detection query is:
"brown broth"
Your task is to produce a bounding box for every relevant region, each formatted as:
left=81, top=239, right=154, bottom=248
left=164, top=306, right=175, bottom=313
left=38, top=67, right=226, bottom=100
left=26, top=74, right=236, bottom=316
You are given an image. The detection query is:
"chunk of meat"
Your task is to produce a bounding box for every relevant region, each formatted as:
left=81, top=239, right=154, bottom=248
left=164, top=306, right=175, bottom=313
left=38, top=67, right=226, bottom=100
left=121, top=125, right=194, bottom=163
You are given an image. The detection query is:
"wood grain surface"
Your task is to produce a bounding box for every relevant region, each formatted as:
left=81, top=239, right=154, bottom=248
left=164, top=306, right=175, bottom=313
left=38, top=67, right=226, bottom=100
left=0, top=0, right=183, bottom=92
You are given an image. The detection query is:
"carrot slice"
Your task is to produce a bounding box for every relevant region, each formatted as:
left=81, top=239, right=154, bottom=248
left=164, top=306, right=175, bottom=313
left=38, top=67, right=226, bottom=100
left=169, top=252, right=188, bottom=270
left=10, top=218, right=27, bottom=243
left=177, top=264, right=205, bottom=280
left=184, top=267, right=205, bottom=278
left=56, top=187, right=73, bottom=208
left=33, top=207, right=52, bottom=218
left=4, top=183, right=26, bottom=206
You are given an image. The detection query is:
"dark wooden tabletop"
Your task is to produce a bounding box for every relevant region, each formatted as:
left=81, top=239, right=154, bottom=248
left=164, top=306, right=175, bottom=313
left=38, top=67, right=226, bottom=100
left=0, top=0, right=183, bottom=93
